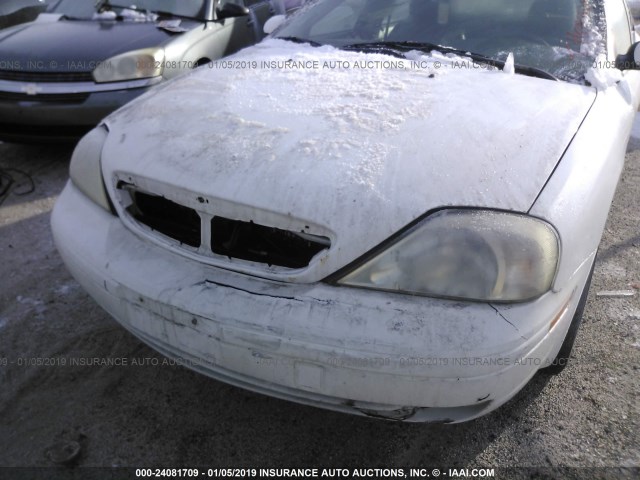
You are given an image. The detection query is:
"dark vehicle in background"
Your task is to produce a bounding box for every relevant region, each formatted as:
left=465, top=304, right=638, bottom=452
left=0, top=0, right=280, bottom=143
left=0, top=0, right=49, bottom=30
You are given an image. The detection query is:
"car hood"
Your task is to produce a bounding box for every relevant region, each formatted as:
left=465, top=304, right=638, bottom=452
left=0, top=19, right=173, bottom=71
left=102, top=39, right=596, bottom=280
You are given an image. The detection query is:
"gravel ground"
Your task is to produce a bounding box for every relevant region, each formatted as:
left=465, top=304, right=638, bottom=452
left=0, top=120, right=638, bottom=479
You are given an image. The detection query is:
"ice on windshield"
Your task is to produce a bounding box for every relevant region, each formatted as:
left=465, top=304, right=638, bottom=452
left=276, top=0, right=608, bottom=83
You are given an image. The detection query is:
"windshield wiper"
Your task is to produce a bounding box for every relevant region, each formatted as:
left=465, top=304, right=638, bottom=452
left=152, top=10, right=201, bottom=21
left=511, top=64, right=558, bottom=81
left=342, top=41, right=557, bottom=81
left=276, top=36, right=323, bottom=47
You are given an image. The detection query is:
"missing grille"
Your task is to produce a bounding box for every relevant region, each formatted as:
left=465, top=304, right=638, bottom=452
left=211, top=217, right=330, bottom=269
left=119, top=182, right=330, bottom=269
left=127, top=190, right=201, bottom=248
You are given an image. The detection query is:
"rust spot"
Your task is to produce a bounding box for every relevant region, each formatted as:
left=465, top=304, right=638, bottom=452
left=549, top=294, right=573, bottom=332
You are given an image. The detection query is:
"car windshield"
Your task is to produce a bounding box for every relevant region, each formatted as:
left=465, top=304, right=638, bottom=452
left=47, top=0, right=97, bottom=18
left=108, top=0, right=206, bottom=19
left=275, top=0, right=607, bottom=83
left=48, top=0, right=207, bottom=20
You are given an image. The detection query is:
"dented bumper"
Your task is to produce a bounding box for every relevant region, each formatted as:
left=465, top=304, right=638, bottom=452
left=52, top=182, right=589, bottom=422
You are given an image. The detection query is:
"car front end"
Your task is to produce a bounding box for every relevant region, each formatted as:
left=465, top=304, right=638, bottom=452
left=0, top=71, right=162, bottom=142
left=52, top=171, right=593, bottom=422
left=51, top=0, right=640, bottom=422
left=0, top=0, right=212, bottom=142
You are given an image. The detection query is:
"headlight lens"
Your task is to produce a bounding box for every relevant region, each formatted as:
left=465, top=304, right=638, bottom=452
left=69, top=125, right=111, bottom=212
left=93, top=48, right=164, bottom=83
left=338, top=209, right=559, bottom=302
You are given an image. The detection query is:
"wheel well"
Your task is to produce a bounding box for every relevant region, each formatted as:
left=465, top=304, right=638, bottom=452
left=194, top=58, right=212, bottom=68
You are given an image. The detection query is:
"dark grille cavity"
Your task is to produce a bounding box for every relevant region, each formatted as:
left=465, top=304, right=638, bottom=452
left=0, top=70, right=94, bottom=83
left=212, top=217, right=330, bottom=269
left=0, top=91, right=90, bottom=103
left=121, top=184, right=330, bottom=269
left=127, top=191, right=201, bottom=248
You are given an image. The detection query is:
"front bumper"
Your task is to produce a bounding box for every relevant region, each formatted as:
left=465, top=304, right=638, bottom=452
left=52, top=182, right=591, bottom=422
left=0, top=78, right=160, bottom=142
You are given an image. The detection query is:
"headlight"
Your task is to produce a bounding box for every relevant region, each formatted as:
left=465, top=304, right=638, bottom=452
left=337, top=209, right=559, bottom=302
left=69, top=125, right=112, bottom=212
left=93, top=48, right=164, bottom=83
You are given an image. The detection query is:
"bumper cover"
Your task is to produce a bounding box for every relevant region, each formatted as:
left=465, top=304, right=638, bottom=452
left=0, top=78, right=159, bottom=142
left=51, top=182, right=589, bottom=422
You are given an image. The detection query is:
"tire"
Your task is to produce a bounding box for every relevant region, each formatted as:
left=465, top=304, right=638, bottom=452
left=193, top=58, right=211, bottom=69
left=540, top=257, right=596, bottom=375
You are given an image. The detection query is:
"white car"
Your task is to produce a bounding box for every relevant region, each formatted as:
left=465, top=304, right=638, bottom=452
left=52, top=0, right=640, bottom=422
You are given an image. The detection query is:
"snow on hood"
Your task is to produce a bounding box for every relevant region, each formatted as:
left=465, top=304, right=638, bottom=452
left=102, top=39, right=596, bottom=277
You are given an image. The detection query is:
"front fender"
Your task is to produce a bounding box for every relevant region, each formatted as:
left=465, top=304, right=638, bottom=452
left=529, top=83, right=635, bottom=291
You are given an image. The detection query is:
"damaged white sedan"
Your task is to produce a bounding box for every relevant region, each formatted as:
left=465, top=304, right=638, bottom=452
left=52, top=0, right=640, bottom=422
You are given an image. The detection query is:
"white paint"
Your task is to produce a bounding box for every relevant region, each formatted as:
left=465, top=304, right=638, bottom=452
left=51, top=182, right=588, bottom=422
left=51, top=1, right=640, bottom=422
left=103, top=40, right=595, bottom=283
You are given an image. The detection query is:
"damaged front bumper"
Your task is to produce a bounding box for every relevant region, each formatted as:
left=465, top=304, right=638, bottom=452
left=51, top=182, right=590, bottom=422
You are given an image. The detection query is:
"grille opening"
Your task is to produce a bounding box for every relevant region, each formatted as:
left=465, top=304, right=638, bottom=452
left=127, top=191, right=201, bottom=248
left=0, top=91, right=90, bottom=103
left=211, top=217, right=330, bottom=269
left=0, top=70, right=94, bottom=83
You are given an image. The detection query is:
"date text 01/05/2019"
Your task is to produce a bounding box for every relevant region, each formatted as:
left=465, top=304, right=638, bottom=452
left=134, top=468, right=496, bottom=478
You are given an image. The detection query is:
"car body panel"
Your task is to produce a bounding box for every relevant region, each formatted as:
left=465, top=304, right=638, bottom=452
left=51, top=181, right=592, bottom=421
left=51, top=0, right=640, bottom=422
left=162, top=15, right=259, bottom=76
left=530, top=0, right=640, bottom=292
left=0, top=79, right=160, bottom=142
left=530, top=78, right=640, bottom=286
left=0, top=20, right=173, bottom=69
left=102, top=40, right=596, bottom=283
left=608, top=0, right=636, bottom=55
